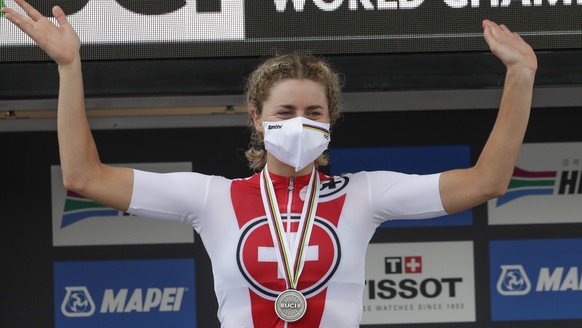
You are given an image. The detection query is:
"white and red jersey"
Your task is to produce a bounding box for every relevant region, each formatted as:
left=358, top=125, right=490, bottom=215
left=128, top=170, right=446, bottom=327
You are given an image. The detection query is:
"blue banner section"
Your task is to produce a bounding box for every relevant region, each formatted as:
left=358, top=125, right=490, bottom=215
left=54, top=259, right=196, bottom=328
left=330, top=146, right=472, bottom=227
left=490, top=239, right=582, bottom=321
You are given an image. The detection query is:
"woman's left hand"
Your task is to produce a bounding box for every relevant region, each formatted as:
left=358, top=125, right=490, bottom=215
left=482, top=20, right=538, bottom=73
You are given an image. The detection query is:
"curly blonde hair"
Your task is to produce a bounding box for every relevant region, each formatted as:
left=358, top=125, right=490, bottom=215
left=244, top=52, right=343, bottom=171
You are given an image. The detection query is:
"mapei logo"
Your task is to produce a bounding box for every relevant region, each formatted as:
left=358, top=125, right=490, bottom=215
left=496, top=264, right=582, bottom=296
left=61, top=286, right=96, bottom=317
left=496, top=265, right=531, bottom=296
left=366, top=255, right=463, bottom=300
left=61, top=286, right=187, bottom=317
left=496, top=166, right=582, bottom=206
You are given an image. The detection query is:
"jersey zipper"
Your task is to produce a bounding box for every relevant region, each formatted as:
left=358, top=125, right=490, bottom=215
left=285, top=177, right=297, bottom=328
left=286, top=176, right=294, bottom=246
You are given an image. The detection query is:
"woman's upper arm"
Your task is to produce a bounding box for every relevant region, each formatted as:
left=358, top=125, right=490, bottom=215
left=80, top=165, right=134, bottom=212
left=439, top=167, right=499, bottom=214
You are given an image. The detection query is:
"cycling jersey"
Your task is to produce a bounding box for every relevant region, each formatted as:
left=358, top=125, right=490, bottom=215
left=128, top=169, right=446, bottom=327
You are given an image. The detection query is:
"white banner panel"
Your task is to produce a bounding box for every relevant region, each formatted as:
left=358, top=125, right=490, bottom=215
left=2, top=0, right=244, bottom=45
left=51, top=162, right=195, bottom=246
left=488, top=142, right=582, bottom=225
left=362, top=241, right=475, bottom=325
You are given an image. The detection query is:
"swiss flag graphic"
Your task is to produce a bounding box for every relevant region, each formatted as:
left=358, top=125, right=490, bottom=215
left=231, top=173, right=345, bottom=328
left=404, top=256, right=423, bottom=274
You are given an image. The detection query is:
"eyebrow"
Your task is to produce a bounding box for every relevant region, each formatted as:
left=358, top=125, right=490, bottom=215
left=279, top=104, right=324, bottom=110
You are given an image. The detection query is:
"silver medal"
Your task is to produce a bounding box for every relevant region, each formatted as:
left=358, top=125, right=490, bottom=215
left=274, top=289, right=307, bottom=322
left=261, top=167, right=319, bottom=323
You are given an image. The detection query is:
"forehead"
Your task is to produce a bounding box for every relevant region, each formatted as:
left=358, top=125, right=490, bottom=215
left=265, top=79, right=327, bottom=106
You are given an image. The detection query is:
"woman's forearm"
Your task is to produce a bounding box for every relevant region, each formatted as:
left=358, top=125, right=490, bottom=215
left=440, top=66, right=536, bottom=214
left=474, top=66, right=536, bottom=196
left=57, top=56, right=101, bottom=194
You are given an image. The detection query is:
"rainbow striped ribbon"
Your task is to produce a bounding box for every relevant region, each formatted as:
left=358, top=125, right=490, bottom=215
left=260, top=165, right=320, bottom=290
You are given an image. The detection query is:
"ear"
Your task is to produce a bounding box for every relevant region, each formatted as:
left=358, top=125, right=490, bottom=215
left=250, top=107, right=264, bottom=133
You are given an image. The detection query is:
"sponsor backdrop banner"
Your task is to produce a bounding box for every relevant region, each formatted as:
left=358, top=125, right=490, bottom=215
left=54, top=259, right=196, bottom=328
left=1, top=0, right=580, bottom=61
left=330, top=146, right=472, bottom=227
left=490, top=239, right=582, bottom=321
left=362, top=241, right=475, bottom=325
left=488, top=142, right=582, bottom=225
left=2, top=0, right=243, bottom=45
left=51, top=162, right=195, bottom=246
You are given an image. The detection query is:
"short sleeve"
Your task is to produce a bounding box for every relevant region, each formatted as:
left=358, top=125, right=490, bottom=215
left=367, top=171, right=447, bottom=223
left=128, top=169, right=212, bottom=231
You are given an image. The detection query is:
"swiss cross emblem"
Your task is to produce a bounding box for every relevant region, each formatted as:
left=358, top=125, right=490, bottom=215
left=404, top=256, right=423, bottom=274
left=237, top=216, right=340, bottom=299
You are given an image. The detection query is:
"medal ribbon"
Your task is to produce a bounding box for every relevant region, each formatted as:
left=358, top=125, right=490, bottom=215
left=260, top=165, right=320, bottom=290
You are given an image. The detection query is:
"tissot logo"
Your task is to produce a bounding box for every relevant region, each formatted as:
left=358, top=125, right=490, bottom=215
left=365, top=276, right=463, bottom=300
left=362, top=242, right=475, bottom=324
left=367, top=254, right=462, bottom=300
left=385, top=256, right=423, bottom=274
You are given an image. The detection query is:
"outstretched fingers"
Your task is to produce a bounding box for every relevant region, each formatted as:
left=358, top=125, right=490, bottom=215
left=14, top=0, right=44, bottom=22
left=2, top=8, right=36, bottom=35
left=3, top=0, right=44, bottom=35
left=4, top=0, right=80, bottom=65
left=53, top=5, right=71, bottom=29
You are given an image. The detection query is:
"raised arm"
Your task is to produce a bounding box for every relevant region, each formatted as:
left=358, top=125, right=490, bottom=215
left=439, top=20, right=537, bottom=214
left=2, top=0, right=133, bottom=211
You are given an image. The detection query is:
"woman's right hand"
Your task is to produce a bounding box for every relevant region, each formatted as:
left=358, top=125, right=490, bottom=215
left=2, top=0, right=80, bottom=65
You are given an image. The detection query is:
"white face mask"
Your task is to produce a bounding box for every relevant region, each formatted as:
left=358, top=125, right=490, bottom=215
left=263, top=117, right=331, bottom=172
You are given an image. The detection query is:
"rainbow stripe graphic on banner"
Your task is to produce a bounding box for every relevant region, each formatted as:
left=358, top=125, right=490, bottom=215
left=61, top=191, right=119, bottom=228
left=496, top=167, right=557, bottom=207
